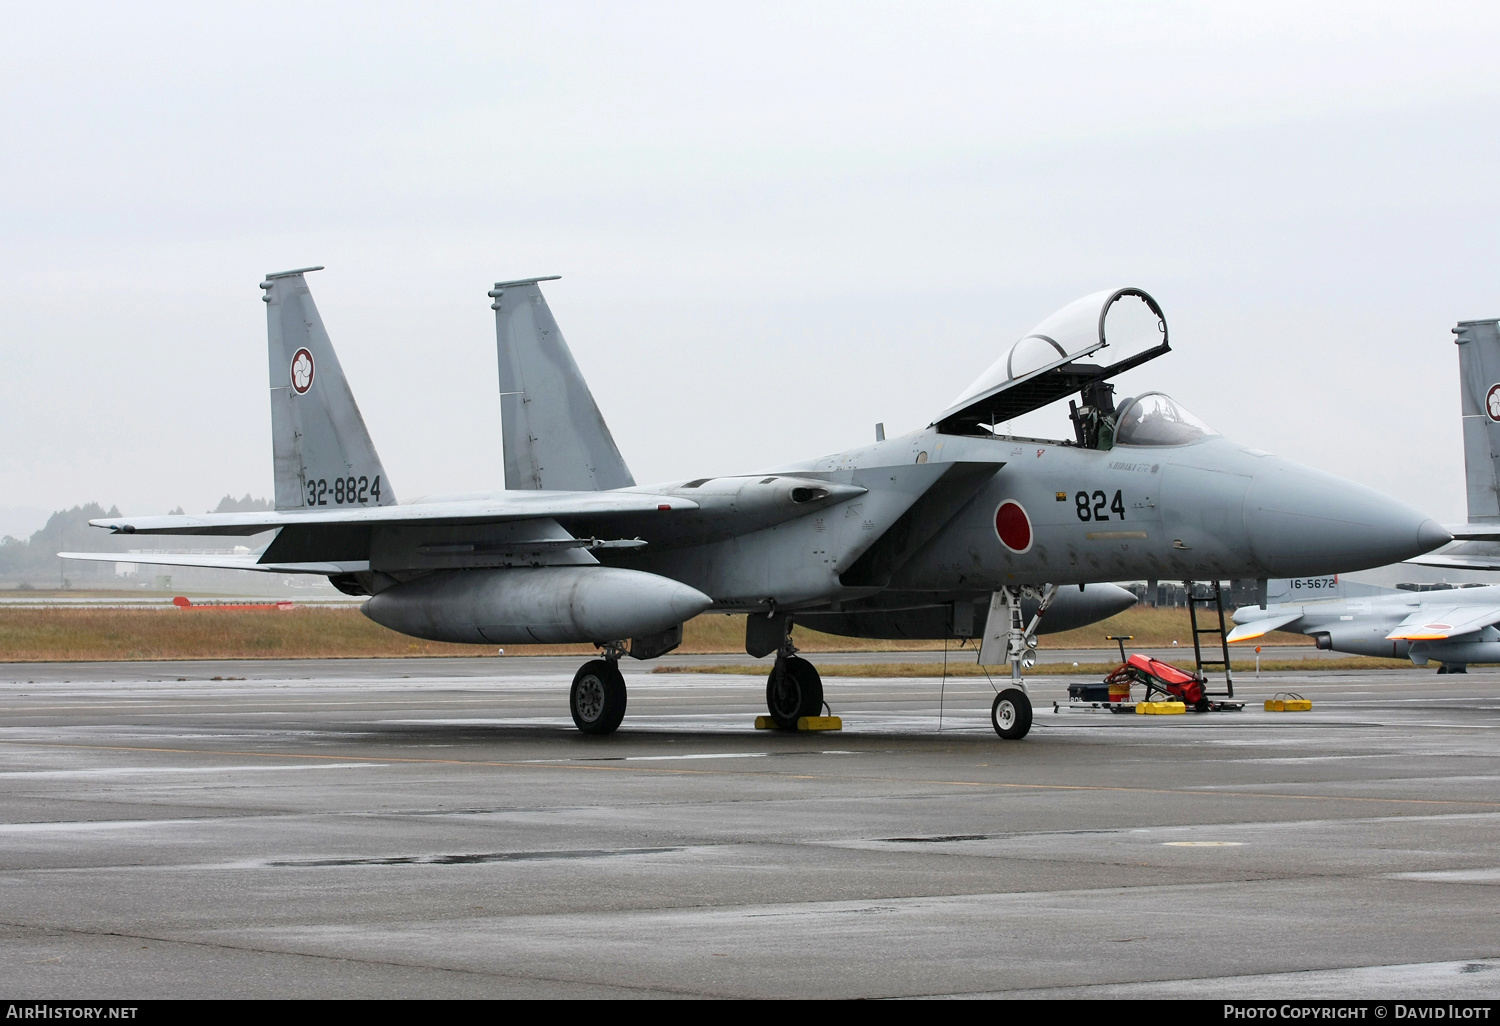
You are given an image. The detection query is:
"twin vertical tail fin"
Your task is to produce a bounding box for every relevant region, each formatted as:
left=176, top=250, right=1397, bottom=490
left=489, top=277, right=634, bottom=491
left=259, top=269, right=626, bottom=507
left=262, top=267, right=395, bottom=510
left=1455, top=318, right=1500, bottom=523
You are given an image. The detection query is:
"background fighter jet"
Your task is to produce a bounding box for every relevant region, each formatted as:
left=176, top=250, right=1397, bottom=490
left=1405, top=315, right=1500, bottom=573
left=1227, top=576, right=1500, bottom=673
left=62, top=271, right=1449, bottom=739
left=1227, top=310, right=1500, bottom=674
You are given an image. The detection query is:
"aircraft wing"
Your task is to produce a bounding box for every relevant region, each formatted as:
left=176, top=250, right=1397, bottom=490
left=56, top=552, right=361, bottom=575
left=89, top=491, right=702, bottom=537
left=1226, top=613, right=1302, bottom=643
left=1385, top=604, right=1500, bottom=641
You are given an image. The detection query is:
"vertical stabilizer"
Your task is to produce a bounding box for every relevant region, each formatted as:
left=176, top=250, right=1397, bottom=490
left=489, top=277, right=634, bottom=491
left=1265, top=576, right=1346, bottom=603
left=262, top=267, right=396, bottom=510
left=1455, top=318, right=1500, bottom=523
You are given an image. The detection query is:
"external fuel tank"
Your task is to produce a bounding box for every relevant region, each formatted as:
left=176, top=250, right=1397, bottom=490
left=363, top=567, right=713, bottom=645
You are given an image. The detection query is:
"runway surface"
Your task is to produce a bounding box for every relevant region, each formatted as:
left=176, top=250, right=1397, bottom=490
left=2, top=658, right=1498, bottom=999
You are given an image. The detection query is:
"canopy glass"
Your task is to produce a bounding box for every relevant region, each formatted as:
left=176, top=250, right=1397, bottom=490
left=935, top=287, right=1169, bottom=433
left=948, top=288, right=1166, bottom=411
left=1113, top=392, right=1218, bottom=446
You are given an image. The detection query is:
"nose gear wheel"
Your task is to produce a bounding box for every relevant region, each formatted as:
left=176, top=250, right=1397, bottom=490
left=991, top=687, right=1033, bottom=740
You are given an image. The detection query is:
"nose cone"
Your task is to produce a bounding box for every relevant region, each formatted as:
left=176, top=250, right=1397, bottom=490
left=1245, top=459, right=1451, bottom=576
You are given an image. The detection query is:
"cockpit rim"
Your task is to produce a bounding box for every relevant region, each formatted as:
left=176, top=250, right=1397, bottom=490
left=1112, top=390, right=1219, bottom=448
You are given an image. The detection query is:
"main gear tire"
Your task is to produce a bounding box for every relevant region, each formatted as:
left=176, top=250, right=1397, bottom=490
left=991, top=688, right=1033, bottom=740
left=571, top=659, right=627, bottom=735
left=766, top=656, right=824, bottom=730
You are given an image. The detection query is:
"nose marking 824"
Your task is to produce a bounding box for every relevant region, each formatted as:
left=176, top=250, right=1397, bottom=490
left=1073, top=489, right=1125, bottom=522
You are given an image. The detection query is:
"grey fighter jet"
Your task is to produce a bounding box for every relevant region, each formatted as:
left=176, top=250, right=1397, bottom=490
left=62, top=271, right=1449, bottom=739
left=1405, top=315, right=1500, bottom=572
left=1228, top=576, right=1500, bottom=672
left=1226, top=310, right=1500, bottom=673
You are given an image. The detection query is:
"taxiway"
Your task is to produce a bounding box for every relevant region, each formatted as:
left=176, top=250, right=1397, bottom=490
left=1, top=659, right=1497, bottom=998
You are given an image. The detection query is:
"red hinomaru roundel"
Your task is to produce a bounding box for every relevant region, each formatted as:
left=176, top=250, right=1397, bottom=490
left=290, top=348, right=315, bottom=394
left=994, top=500, right=1032, bottom=553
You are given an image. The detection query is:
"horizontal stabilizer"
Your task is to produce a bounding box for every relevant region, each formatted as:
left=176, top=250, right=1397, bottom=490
left=88, top=491, right=701, bottom=536
left=1385, top=604, right=1500, bottom=641
left=1226, top=613, right=1302, bottom=643
left=1404, top=554, right=1500, bottom=572
left=1447, top=524, right=1500, bottom=541
left=58, top=552, right=364, bottom=575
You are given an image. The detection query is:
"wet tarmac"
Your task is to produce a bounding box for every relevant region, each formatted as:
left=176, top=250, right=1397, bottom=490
left=1, top=659, right=1497, bottom=999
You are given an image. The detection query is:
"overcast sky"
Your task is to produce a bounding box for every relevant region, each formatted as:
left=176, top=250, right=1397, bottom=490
left=2, top=1, right=1498, bottom=532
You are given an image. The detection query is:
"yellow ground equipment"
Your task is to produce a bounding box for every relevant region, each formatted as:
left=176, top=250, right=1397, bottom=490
left=1056, top=636, right=1244, bottom=716
left=1136, top=701, right=1187, bottom=714
left=1265, top=692, right=1313, bottom=712
left=755, top=715, right=842, bottom=731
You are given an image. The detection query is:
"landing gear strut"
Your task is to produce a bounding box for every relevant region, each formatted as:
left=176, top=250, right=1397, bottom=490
left=980, top=584, right=1058, bottom=740
left=571, top=649, right=627, bottom=735
left=760, top=615, right=824, bottom=730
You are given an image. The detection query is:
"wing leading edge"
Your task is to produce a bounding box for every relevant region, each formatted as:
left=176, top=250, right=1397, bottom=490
left=89, top=491, right=701, bottom=537
left=56, top=552, right=361, bottom=575
left=1225, top=613, right=1302, bottom=643
left=1385, top=604, right=1500, bottom=641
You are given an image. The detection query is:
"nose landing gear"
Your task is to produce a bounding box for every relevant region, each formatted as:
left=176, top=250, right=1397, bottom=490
left=991, top=688, right=1033, bottom=740
left=980, top=585, right=1057, bottom=740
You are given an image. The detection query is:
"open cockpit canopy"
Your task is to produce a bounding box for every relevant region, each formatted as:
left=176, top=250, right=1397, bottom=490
left=935, top=287, right=1170, bottom=439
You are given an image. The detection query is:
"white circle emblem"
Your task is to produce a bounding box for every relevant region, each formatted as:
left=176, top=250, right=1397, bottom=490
left=291, top=348, right=315, bottom=394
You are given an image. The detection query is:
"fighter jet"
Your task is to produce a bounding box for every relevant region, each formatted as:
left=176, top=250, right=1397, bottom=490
left=1405, top=315, right=1500, bottom=572
left=61, top=271, right=1449, bottom=739
left=1227, top=576, right=1500, bottom=673
left=1225, top=312, right=1500, bottom=673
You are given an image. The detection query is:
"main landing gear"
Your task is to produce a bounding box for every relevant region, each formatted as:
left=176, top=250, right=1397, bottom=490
left=766, top=654, right=824, bottom=730
left=566, top=626, right=685, bottom=736
left=570, top=657, right=627, bottom=735
left=747, top=611, right=825, bottom=730
left=570, top=639, right=633, bottom=736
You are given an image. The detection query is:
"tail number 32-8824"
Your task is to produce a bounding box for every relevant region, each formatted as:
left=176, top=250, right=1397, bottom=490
left=306, top=475, right=382, bottom=506
left=1074, top=489, right=1124, bottom=522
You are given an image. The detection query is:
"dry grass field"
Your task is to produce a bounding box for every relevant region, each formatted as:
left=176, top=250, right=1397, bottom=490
left=0, top=603, right=1313, bottom=663
left=654, top=657, right=1411, bottom=677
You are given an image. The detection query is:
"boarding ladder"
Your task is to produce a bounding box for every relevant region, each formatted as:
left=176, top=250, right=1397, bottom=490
left=1185, top=580, right=1234, bottom=697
